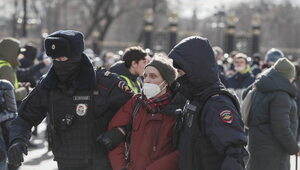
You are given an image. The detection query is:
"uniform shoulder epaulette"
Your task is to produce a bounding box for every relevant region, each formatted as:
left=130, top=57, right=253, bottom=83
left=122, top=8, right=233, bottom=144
left=95, top=67, right=132, bottom=94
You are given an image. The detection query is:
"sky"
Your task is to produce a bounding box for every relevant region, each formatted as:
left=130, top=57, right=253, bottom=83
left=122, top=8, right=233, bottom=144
left=166, top=0, right=300, bottom=18
left=0, top=0, right=299, bottom=19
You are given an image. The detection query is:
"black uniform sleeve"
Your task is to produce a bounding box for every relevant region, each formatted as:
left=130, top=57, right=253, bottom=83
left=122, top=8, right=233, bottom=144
left=107, top=83, right=133, bottom=110
left=203, top=95, right=248, bottom=170
left=9, top=83, right=48, bottom=144
left=95, top=68, right=133, bottom=127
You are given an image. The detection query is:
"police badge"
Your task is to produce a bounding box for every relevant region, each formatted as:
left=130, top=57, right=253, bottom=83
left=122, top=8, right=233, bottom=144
left=76, top=104, right=88, bottom=116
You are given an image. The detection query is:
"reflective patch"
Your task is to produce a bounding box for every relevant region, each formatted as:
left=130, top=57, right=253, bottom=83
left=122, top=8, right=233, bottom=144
left=73, top=96, right=90, bottom=101
left=51, top=44, right=55, bottom=50
left=76, top=104, right=88, bottom=116
left=104, top=71, right=111, bottom=77
left=118, top=81, right=132, bottom=93
left=219, top=110, right=233, bottom=124
left=93, top=90, right=99, bottom=95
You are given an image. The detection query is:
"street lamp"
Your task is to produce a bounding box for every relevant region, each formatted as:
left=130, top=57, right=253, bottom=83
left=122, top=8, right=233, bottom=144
left=169, top=12, right=178, bottom=51
left=143, top=9, right=154, bottom=49
left=251, top=14, right=261, bottom=55
left=225, top=13, right=238, bottom=53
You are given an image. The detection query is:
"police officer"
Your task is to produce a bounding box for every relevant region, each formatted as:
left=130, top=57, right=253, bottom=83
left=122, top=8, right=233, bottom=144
left=0, top=79, right=17, bottom=170
left=7, top=30, right=133, bottom=170
left=169, top=36, right=248, bottom=170
left=109, top=46, right=148, bottom=94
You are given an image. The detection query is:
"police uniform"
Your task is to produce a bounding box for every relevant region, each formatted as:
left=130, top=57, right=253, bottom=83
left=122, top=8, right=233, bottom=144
left=168, top=36, right=248, bottom=170
left=109, top=62, right=143, bottom=94
left=178, top=86, right=248, bottom=170
left=7, top=30, right=133, bottom=170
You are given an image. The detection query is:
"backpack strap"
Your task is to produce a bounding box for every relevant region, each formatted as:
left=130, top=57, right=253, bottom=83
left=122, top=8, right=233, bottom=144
left=124, top=95, right=142, bottom=160
left=125, top=95, right=142, bottom=143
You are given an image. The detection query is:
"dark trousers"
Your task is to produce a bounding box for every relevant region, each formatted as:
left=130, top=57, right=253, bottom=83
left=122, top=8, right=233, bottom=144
left=57, top=158, right=112, bottom=170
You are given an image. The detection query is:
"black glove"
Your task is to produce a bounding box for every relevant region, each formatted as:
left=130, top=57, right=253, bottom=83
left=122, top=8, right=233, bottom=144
left=7, top=140, right=28, bottom=166
left=96, top=128, right=125, bottom=151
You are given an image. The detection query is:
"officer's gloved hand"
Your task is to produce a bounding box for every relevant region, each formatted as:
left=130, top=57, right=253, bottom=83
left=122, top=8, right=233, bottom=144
left=96, top=128, right=125, bottom=151
left=222, top=147, right=248, bottom=170
left=7, top=139, right=28, bottom=166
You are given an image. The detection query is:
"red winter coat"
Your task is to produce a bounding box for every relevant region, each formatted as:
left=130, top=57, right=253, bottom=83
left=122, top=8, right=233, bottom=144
left=108, top=95, right=179, bottom=170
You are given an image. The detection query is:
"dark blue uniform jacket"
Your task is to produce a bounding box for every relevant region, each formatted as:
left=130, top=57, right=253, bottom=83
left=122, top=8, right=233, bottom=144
left=168, top=36, right=248, bottom=170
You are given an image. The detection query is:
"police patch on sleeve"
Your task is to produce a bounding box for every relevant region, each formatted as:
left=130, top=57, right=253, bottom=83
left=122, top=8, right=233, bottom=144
left=76, top=104, right=88, bottom=116
left=219, top=110, right=233, bottom=124
left=118, top=81, right=132, bottom=93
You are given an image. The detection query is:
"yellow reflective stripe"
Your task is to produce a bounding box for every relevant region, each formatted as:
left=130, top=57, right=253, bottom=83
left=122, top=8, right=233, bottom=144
left=0, top=60, right=19, bottom=88
left=119, top=75, right=139, bottom=94
left=137, top=80, right=141, bottom=87
left=0, top=60, right=12, bottom=67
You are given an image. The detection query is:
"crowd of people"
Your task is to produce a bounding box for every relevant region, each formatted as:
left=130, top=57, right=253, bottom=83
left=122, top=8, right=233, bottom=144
left=0, top=30, right=299, bottom=170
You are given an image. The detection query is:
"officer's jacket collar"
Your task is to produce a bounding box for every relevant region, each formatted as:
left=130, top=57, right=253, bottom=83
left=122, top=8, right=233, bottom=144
left=109, top=61, right=139, bottom=81
left=41, top=53, right=96, bottom=90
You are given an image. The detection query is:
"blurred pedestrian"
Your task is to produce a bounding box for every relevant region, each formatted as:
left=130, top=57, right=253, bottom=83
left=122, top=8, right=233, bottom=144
left=109, top=46, right=148, bottom=94
left=262, top=48, right=285, bottom=70
left=250, top=53, right=262, bottom=77
left=0, top=80, right=17, bottom=170
left=246, top=58, right=299, bottom=170
left=226, top=53, right=255, bottom=90
left=0, top=38, right=29, bottom=103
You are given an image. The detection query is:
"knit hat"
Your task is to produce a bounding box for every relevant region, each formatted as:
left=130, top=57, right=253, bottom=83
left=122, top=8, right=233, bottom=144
left=146, top=59, right=176, bottom=86
left=273, top=58, right=296, bottom=80
left=44, top=30, right=84, bottom=59
left=0, top=37, right=20, bottom=68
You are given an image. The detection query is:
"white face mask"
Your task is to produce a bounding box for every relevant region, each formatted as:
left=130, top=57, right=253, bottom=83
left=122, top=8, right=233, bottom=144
left=235, top=66, right=245, bottom=72
left=143, top=81, right=166, bottom=99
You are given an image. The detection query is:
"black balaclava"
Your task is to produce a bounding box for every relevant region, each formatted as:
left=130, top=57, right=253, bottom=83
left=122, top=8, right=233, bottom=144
left=19, top=44, right=37, bottom=68
left=176, top=74, right=193, bottom=100
left=19, top=57, right=33, bottom=68
left=53, top=56, right=82, bottom=83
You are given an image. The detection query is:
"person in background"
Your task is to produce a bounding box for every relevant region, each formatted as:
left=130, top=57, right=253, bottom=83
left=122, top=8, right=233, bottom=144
left=103, top=52, right=120, bottom=70
left=213, top=46, right=227, bottom=84
left=17, top=43, right=52, bottom=88
left=291, top=63, right=300, bottom=141
left=0, top=38, right=29, bottom=103
left=246, top=58, right=299, bottom=170
left=226, top=53, right=255, bottom=90
left=261, top=48, right=285, bottom=70
left=109, top=47, right=148, bottom=94
left=250, top=53, right=262, bottom=77
left=0, top=80, right=17, bottom=170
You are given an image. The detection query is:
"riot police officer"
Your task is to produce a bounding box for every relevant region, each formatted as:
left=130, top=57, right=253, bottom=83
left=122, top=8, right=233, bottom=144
left=7, top=30, right=133, bottom=170
left=169, top=36, right=248, bottom=170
